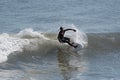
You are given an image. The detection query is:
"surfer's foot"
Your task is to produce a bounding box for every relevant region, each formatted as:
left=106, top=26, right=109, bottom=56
left=73, top=45, right=78, bottom=48
left=71, top=42, right=74, bottom=45
left=71, top=42, right=78, bottom=48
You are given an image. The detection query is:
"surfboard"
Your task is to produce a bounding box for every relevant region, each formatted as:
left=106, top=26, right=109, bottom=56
left=73, top=42, right=83, bottom=52
left=71, top=42, right=80, bottom=48
left=64, top=25, right=88, bottom=51
left=69, top=41, right=83, bottom=52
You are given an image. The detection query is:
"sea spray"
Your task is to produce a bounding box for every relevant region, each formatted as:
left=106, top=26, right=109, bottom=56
left=0, top=33, right=30, bottom=63
left=63, top=24, right=88, bottom=48
left=17, top=28, right=49, bottom=40
left=0, top=28, right=49, bottom=63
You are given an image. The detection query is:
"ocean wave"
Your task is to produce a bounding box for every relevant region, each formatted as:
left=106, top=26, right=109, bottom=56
left=0, top=28, right=50, bottom=63
left=0, top=26, right=88, bottom=63
left=1, top=27, right=119, bottom=63
left=87, top=33, right=120, bottom=51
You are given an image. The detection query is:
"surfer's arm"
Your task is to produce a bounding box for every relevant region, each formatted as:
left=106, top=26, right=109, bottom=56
left=64, top=28, right=76, bottom=32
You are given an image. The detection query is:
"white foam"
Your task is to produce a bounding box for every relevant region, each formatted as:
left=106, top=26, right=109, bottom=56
left=0, top=33, right=30, bottom=63
left=17, top=28, right=49, bottom=40
left=64, top=24, right=88, bottom=48
left=0, top=28, right=49, bottom=63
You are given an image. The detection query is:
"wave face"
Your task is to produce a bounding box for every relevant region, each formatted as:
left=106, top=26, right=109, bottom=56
left=88, top=33, right=120, bottom=51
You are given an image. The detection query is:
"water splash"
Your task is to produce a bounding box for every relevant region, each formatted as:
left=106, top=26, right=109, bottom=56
left=64, top=24, right=88, bottom=48
left=0, top=28, right=49, bottom=63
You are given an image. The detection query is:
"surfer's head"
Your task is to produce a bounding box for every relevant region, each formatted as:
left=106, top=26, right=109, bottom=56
left=60, top=27, right=63, bottom=31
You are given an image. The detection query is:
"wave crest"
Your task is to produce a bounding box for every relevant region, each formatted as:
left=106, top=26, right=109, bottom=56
left=0, top=28, right=49, bottom=63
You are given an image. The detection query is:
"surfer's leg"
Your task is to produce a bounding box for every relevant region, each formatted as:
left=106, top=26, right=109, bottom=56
left=62, top=37, right=70, bottom=43
left=64, top=37, right=70, bottom=42
left=67, top=42, right=73, bottom=46
left=68, top=42, right=77, bottom=48
left=62, top=37, right=78, bottom=48
left=62, top=37, right=75, bottom=48
left=73, top=45, right=78, bottom=48
left=68, top=42, right=78, bottom=48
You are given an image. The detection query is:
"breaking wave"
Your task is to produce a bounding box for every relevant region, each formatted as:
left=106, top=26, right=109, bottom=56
left=0, top=25, right=88, bottom=63
left=0, top=28, right=50, bottom=63
left=0, top=24, right=88, bottom=63
left=0, top=26, right=119, bottom=63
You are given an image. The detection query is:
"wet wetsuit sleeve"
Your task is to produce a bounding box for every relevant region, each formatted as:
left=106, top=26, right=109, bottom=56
left=64, top=29, right=76, bottom=32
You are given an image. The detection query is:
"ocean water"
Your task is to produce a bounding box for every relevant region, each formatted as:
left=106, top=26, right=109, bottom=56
left=0, top=0, right=120, bottom=80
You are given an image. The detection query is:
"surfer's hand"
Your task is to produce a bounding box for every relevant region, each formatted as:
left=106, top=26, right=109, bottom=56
left=73, top=30, right=76, bottom=32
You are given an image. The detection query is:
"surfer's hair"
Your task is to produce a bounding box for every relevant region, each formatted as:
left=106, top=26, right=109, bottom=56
left=60, top=27, right=63, bottom=30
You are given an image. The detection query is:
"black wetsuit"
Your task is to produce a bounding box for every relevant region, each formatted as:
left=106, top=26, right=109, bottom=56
left=58, top=28, right=78, bottom=48
left=58, top=30, right=69, bottom=43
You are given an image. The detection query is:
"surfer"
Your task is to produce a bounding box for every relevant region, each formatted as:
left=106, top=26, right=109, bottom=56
left=58, top=27, right=77, bottom=48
